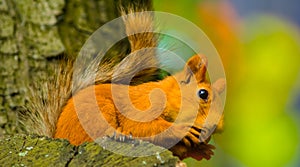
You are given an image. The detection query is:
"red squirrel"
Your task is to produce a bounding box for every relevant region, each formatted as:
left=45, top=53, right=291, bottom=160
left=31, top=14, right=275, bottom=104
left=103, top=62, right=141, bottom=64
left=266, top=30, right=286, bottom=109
left=23, top=6, right=225, bottom=161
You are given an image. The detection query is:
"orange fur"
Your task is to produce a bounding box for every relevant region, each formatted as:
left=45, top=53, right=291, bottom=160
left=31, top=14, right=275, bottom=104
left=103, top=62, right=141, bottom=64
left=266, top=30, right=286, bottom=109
left=54, top=54, right=225, bottom=160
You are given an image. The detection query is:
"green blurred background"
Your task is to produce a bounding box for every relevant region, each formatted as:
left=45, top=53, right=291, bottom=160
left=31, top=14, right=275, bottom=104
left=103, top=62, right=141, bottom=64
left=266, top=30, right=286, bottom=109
left=153, top=0, right=300, bottom=166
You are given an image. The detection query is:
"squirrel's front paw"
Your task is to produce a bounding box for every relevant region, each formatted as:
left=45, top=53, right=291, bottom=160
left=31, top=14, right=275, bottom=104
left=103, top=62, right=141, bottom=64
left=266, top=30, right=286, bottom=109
left=181, top=126, right=203, bottom=147
left=181, top=125, right=215, bottom=147
left=167, top=124, right=202, bottom=147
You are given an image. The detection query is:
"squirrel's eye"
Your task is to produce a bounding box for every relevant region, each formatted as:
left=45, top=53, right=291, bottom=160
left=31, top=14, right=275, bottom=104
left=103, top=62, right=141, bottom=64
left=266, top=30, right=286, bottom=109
left=198, top=89, right=209, bottom=100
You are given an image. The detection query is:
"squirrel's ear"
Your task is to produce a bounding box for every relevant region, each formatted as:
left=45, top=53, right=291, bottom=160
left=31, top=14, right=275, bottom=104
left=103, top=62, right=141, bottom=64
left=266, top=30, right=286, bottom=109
left=181, top=55, right=207, bottom=84
left=213, top=78, right=226, bottom=94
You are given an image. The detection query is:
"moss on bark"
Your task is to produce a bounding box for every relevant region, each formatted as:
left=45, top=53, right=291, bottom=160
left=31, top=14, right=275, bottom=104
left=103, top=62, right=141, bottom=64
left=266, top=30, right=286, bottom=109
left=0, top=134, right=180, bottom=167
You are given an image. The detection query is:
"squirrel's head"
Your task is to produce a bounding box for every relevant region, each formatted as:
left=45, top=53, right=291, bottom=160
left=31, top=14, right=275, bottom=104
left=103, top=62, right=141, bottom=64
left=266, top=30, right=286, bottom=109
left=173, top=54, right=226, bottom=136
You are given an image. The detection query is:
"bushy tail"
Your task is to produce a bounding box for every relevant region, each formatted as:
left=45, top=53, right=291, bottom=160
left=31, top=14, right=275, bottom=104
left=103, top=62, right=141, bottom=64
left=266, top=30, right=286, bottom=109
left=111, top=6, right=159, bottom=84
left=22, top=59, right=74, bottom=136
left=22, top=4, right=160, bottom=137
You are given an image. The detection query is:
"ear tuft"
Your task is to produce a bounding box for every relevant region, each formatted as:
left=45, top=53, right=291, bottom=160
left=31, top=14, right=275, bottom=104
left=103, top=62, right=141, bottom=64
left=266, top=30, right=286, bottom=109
left=185, top=54, right=208, bottom=83
left=213, top=78, right=226, bottom=94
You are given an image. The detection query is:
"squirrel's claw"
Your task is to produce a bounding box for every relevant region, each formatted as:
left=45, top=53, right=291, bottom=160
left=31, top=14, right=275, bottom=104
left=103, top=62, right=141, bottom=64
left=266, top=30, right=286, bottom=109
left=181, top=125, right=214, bottom=147
left=181, top=125, right=203, bottom=147
left=108, top=131, right=140, bottom=146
